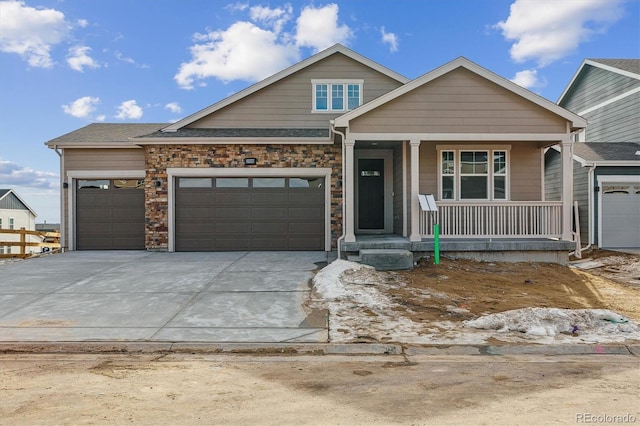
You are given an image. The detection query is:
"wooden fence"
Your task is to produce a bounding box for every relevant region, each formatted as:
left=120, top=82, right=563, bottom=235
left=0, top=227, right=61, bottom=259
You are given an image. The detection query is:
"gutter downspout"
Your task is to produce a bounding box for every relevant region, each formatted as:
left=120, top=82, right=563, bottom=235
left=330, top=121, right=346, bottom=260
left=585, top=164, right=596, bottom=250
left=569, top=163, right=596, bottom=256
left=53, top=146, right=66, bottom=252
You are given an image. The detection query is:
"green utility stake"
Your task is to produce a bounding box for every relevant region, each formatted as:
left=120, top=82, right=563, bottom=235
left=434, top=223, right=440, bottom=265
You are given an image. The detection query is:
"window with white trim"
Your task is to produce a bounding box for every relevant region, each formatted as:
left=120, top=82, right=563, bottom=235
left=312, top=80, right=363, bottom=112
left=439, top=149, right=509, bottom=200
left=9, top=217, right=14, bottom=230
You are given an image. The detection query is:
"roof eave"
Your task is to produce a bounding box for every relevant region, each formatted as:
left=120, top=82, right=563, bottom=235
left=587, top=160, right=640, bottom=167
left=45, top=141, right=142, bottom=149
left=132, top=137, right=333, bottom=145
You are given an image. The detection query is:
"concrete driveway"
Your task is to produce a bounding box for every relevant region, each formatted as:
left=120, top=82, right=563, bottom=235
left=0, top=251, right=329, bottom=343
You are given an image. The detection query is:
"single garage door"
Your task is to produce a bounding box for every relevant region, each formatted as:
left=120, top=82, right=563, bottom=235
left=175, top=176, right=325, bottom=251
left=601, top=183, right=640, bottom=249
left=76, top=179, right=145, bottom=250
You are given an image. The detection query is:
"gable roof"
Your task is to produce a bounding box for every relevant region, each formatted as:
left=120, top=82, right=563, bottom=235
left=334, top=56, right=587, bottom=131
left=0, top=189, right=38, bottom=216
left=162, top=44, right=410, bottom=133
left=572, top=142, right=640, bottom=166
left=557, top=58, right=640, bottom=104
left=45, top=123, right=166, bottom=148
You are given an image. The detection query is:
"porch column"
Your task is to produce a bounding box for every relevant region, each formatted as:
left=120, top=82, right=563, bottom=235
left=344, top=139, right=356, bottom=243
left=409, top=139, right=421, bottom=242
left=561, top=137, right=573, bottom=241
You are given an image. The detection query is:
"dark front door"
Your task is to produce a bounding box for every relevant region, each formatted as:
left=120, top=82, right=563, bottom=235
left=358, top=158, right=384, bottom=230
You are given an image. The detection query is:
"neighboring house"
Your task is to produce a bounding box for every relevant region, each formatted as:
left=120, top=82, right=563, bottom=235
left=46, top=44, right=585, bottom=263
left=546, top=59, right=640, bottom=249
left=0, top=189, right=40, bottom=255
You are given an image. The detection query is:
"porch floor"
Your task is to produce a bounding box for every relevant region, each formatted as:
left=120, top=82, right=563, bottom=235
left=343, top=234, right=574, bottom=251
left=341, top=234, right=575, bottom=265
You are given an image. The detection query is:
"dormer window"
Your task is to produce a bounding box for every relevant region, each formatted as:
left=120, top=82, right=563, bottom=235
left=312, top=80, right=363, bottom=112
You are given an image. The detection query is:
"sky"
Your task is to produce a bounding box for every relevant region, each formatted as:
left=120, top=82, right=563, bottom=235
left=0, top=0, right=638, bottom=224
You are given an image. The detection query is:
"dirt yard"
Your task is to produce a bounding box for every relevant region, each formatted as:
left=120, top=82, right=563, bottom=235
left=393, top=251, right=640, bottom=324
left=1, top=353, right=638, bottom=425
left=310, top=249, right=640, bottom=344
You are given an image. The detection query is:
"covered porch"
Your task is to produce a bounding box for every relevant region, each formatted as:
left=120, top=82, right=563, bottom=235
left=336, top=136, right=577, bottom=263
left=331, top=57, right=586, bottom=267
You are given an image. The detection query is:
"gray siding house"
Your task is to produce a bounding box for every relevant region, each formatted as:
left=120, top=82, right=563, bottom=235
left=47, top=45, right=585, bottom=263
left=546, top=59, right=640, bottom=250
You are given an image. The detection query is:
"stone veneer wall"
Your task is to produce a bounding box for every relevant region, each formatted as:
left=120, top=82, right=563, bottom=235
left=144, top=143, right=343, bottom=250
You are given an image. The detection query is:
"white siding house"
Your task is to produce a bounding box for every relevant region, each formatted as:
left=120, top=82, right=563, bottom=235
left=0, top=189, right=41, bottom=255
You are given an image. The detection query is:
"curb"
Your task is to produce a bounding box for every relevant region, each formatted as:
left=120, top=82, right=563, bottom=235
left=0, top=341, right=637, bottom=356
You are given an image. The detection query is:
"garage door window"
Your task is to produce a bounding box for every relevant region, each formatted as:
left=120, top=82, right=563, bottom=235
left=114, top=179, right=144, bottom=189
left=179, top=178, right=212, bottom=188
left=253, top=178, right=285, bottom=187
left=78, top=180, right=109, bottom=189
left=289, top=177, right=323, bottom=188
left=603, top=185, right=631, bottom=194
left=216, top=178, right=249, bottom=187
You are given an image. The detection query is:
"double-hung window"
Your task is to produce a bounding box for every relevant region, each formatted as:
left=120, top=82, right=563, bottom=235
left=439, top=148, right=509, bottom=200
left=312, top=80, right=363, bottom=112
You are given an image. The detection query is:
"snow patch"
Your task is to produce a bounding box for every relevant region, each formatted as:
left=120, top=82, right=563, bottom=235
left=464, top=308, right=639, bottom=339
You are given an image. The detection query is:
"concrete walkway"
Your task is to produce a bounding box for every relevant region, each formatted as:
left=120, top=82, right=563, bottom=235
left=0, top=251, right=329, bottom=343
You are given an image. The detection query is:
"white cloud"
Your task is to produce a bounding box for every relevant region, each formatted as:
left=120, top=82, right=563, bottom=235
left=226, top=2, right=249, bottom=12
left=381, top=27, right=398, bottom=52
left=62, top=96, right=100, bottom=118
left=96, top=115, right=106, bottom=122
left=76, top=19, right=89, bottom=28
left=174, top=21, right=299, bottom=89
left=250, top=4, right=293, bottom=34
left=295, top=4, right=352, bottom=52
left=511, top=68, right=547, bottom=89
left=496, top=0, right=626, bottom=67
left=114, top=50, right=135, bottom=64
left=66, top=45, right=99, bottom=72
left=115, top=100, right=143, bottom=120
left=0, top=0, right=70, bottom=68
left=113, top=50, right=149, bottom=68
left=174, top=3, right=354, bottom=89
left=0, top=159, right=58, bottom=189
left=165, top=102, right=182, bottom=114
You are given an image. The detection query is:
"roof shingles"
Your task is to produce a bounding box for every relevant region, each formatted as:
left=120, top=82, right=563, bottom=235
left=573, top=142, right=640, bottom=162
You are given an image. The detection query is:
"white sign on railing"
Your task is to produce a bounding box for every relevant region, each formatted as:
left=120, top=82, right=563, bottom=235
left=418, top=194, right=438, bottom=212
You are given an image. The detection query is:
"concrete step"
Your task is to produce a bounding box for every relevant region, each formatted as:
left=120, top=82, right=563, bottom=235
left=359, top=249, right=414, bottom=271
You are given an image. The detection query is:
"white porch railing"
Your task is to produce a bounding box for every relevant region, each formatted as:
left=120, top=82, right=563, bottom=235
left=419, top=201, right=563, bottom=238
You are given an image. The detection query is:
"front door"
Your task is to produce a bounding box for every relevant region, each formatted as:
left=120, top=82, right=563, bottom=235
left=358, top=158, right=385, bottom=229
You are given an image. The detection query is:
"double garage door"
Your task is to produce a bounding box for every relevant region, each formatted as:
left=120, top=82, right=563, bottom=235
left=601, top=182, right=640, bottom=249
left=175, top=176, right=325, bottom=251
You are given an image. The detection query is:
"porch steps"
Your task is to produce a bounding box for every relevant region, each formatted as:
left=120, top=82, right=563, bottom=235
left=358, top=249, right=414, bottom=271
